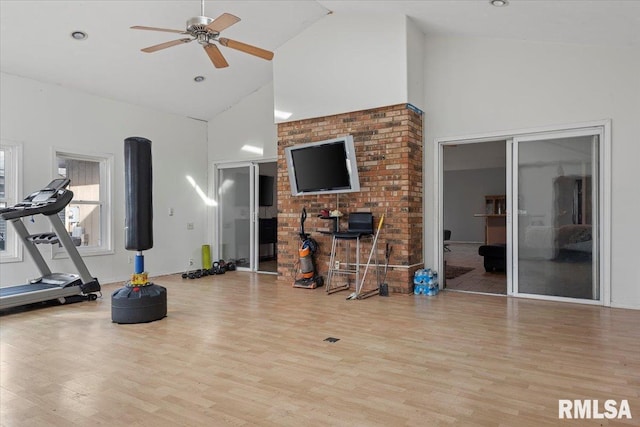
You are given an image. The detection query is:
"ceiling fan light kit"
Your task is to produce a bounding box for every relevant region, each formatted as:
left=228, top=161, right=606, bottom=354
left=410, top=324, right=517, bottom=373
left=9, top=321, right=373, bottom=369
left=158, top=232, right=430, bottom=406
left=131, top=1, right=273, bottom=69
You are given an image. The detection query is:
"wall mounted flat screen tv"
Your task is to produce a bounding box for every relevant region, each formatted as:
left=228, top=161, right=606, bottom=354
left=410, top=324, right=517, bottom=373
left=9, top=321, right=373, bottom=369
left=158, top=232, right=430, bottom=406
left=285, top=136, right=360, bottom=196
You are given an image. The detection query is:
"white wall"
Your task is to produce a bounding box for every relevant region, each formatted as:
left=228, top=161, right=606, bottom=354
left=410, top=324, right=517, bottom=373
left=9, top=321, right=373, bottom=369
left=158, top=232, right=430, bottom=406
left=208, top=83, right=278, bottom=162
left=406, top=17, right=425, bottom=111
left=423, top=36, right=640, bottom=309
left=211, top=22, right=640, bottom=309
left=6, top=19, right=637, bottom=308
left=444, top=168, right=506, bottom=242
left=0, top=73, right=209, bottom=286
left=273, top=12, right=408, bottom=122
left=207, top=83, right=278, bottom=261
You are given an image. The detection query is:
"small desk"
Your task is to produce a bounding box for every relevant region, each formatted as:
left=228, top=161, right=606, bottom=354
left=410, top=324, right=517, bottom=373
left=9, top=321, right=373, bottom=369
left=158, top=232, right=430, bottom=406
left=474, top=214, right=506, bottom=244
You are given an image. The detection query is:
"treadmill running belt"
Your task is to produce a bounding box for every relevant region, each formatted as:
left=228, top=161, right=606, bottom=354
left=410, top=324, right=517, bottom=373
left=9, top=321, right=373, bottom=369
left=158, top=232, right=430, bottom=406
left=0, top=283, right=60, bottom=297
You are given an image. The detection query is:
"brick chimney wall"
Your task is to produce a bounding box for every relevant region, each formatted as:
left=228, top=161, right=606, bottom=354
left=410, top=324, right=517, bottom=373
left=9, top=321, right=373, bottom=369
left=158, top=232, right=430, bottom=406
left=276, top=104, right=423, bottom=293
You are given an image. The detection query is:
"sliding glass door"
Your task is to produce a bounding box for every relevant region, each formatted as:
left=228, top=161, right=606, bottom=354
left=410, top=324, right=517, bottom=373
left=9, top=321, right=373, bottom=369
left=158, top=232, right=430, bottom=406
left=512, top=129, right=601, bottom=301
left=215, top=161, right=277, bottom=273
left=217, top=163, right=255, bottom=270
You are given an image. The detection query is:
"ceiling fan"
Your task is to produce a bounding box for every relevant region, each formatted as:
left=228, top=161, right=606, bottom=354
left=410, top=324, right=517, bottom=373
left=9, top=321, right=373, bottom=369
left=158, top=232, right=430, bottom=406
left=131, top=0, right=274, bottom=69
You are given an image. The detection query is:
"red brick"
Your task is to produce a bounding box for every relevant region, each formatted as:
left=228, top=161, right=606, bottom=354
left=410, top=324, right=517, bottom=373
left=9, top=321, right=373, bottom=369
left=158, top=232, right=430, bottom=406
left=276, top=104, right=423, bottom=293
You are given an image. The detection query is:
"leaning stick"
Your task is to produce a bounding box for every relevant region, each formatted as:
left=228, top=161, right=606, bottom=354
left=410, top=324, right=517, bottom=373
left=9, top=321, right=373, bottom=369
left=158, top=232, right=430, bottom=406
left=357, top=213, right=385, bottom=296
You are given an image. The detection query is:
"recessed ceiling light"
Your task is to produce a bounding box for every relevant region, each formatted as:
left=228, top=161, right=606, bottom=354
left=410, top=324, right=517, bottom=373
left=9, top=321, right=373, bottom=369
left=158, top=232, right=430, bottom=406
left=194, top=75, right=205, bottom=82
left=71, top=31, right=88, bottom=40
left=490, top=0, right=509, bottom=6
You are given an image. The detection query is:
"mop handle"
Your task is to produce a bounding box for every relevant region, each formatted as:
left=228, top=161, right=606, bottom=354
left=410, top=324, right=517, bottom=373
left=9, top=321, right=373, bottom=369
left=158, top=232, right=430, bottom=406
left=358, top=213, right=385, bottom=292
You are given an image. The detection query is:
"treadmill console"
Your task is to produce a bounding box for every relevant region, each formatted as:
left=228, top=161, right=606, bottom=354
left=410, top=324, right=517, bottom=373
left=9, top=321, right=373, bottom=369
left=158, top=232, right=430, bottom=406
left=0, top=178, right=72, bottom=219
left=30, top=178, right=70, bottom=202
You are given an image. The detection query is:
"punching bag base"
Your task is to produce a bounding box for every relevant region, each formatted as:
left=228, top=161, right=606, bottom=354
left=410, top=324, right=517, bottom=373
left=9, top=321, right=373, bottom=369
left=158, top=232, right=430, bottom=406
left=111, top=284, right=167, bottom=324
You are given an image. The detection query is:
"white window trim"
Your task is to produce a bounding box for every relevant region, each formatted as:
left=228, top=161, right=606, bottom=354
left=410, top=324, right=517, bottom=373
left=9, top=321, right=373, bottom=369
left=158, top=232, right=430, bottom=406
left=52, top=148, right=114, bottom=258
left=0, top=140, right=23, bottom=263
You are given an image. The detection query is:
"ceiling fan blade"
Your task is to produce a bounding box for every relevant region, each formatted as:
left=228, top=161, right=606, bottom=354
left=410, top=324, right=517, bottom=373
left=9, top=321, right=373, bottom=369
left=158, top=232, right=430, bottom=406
left=204, top=44, right=229, bottom=68
left=141, top=38, right=192, bottom=53
left=130, top=26, right=187, bottom=34
left=218, top=38, right=274, bottom=61
left=206, top=13, right=241, bottom=33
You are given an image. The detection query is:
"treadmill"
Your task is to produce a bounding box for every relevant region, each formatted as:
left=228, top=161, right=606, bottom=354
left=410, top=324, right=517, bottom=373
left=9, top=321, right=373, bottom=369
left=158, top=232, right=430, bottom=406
left=0, top=178, right=101, bottom=310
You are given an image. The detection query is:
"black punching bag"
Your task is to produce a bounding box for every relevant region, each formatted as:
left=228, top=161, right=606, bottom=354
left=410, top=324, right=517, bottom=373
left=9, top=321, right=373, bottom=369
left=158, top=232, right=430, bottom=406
left=112, top=136, right=166, bottom=324
left=124, top=137, right=153, bottom=251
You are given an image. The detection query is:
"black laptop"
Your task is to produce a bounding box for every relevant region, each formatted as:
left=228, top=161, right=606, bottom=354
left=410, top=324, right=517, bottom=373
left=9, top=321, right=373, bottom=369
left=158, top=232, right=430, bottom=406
left=333, top=212, right=374, bottom=239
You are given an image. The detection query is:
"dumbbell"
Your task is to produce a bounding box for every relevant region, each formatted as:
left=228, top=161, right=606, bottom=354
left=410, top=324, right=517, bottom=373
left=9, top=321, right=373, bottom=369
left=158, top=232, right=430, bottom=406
left=212, top=261, right=225, bottom=275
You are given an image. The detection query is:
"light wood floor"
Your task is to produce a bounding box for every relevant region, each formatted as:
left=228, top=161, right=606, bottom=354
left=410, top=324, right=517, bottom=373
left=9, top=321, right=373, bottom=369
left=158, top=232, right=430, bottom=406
left=1, top=273, right=639, bottom=426
left=444, top=242, right=507, bottom=295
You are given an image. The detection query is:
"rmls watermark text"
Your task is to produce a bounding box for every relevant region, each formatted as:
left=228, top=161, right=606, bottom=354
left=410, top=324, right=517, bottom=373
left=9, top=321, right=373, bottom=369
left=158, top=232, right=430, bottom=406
left=559, top=399, right=632, bottom=419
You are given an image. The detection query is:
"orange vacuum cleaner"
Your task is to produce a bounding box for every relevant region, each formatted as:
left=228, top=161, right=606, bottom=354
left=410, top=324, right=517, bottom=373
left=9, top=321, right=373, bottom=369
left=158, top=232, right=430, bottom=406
left=293, top=207, right=323, bottom=289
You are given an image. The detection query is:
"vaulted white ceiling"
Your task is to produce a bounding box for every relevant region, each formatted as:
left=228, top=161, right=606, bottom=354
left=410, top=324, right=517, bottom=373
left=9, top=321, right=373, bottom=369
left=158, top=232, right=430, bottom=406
left=1, top=1, right=638, bottom=121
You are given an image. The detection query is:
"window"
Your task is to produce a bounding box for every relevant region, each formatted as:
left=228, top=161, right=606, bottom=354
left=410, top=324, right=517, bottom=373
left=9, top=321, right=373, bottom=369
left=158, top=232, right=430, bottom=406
left=54, top=150, right=113, bottom=257
left=0, top=141, right=22, bottom=263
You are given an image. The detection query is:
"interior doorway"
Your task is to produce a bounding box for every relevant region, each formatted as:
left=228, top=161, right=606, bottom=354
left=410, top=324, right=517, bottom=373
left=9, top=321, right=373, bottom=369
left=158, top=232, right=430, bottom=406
left=214, top=160, right=277, bottom=274
left=442, top=141, right=507, bottom=294
left=257, top=162, right=277, bottom=274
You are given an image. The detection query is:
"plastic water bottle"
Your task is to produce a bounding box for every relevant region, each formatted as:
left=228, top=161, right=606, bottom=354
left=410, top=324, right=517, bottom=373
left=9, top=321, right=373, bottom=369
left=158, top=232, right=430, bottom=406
left=427, top=271, right=439, bottom=296
left=413, top=269, right=430, bottom=295
left=414, top=269, right=426, bottom=295
left=414, top=268, right=439, bottom=296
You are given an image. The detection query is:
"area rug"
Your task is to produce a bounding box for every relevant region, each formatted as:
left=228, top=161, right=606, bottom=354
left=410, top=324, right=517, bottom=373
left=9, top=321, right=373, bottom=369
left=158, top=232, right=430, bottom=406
left=445, top=265, right=474, bottom=280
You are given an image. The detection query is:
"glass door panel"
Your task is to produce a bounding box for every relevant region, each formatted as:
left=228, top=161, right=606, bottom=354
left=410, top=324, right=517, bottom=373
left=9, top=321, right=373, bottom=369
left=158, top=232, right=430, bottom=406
left=514, top=133, right=599, bottom=300
left=217, top=165, right=254, bottom=270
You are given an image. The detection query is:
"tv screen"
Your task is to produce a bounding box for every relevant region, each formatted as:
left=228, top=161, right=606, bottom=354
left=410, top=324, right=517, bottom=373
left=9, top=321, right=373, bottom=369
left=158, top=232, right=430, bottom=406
left=259, top=175, right=274, bottom=206
left=285, top=136, right=360, bottom=196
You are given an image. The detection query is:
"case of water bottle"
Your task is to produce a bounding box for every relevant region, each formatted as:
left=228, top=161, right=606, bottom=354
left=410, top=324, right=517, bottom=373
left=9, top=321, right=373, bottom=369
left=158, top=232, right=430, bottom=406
left=413, top=268, right=439, bottom=296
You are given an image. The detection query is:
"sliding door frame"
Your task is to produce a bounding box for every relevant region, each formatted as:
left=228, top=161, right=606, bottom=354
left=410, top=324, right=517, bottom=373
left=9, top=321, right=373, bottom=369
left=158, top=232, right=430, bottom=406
left=210, top=158, right=278, bottom=273
left=255, top=160, right=278, bottom=275
left=511, top=128, right=604, bottom=304
left=213, top=162, right=257, bottom=271
left=434, top=119, right=611, bottom=306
